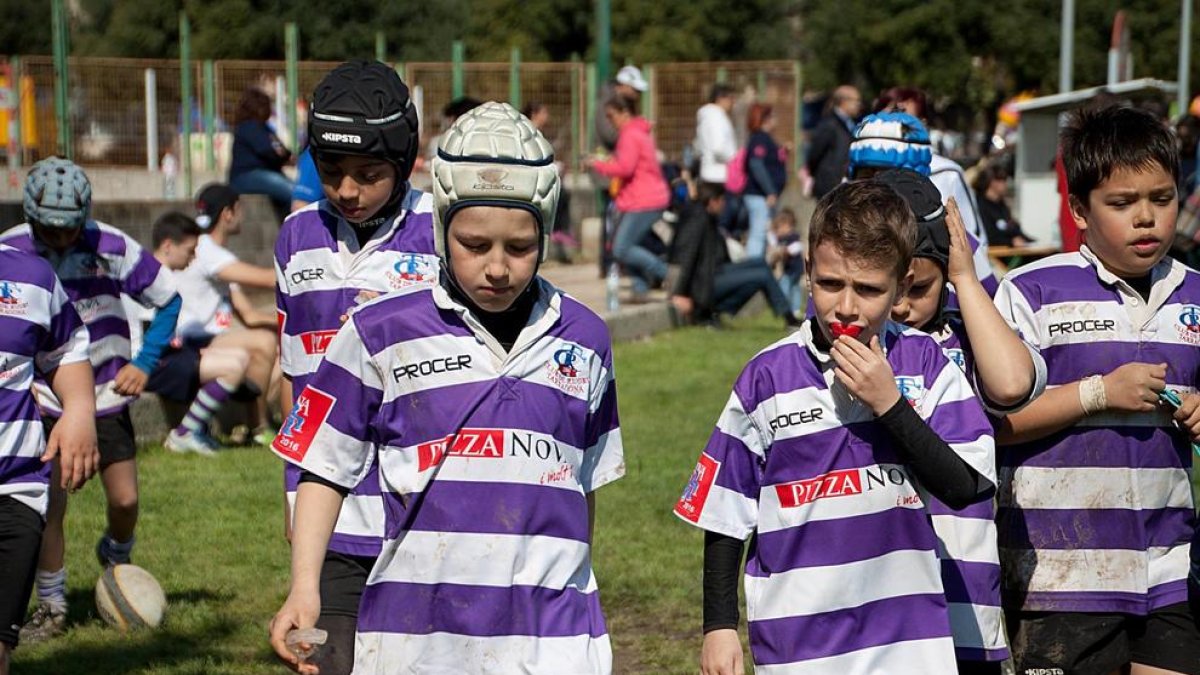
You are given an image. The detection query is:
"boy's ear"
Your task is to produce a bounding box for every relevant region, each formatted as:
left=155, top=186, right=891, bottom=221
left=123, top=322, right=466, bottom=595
left=893, top=267, right=915, bottom=306
left=1068, top=194, right=1089, bottom=232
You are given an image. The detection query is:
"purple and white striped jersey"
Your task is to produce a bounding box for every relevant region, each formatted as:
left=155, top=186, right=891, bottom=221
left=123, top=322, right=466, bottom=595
left=994, top=246, right=1199, bottom=614
left=675, top=320, right=996, bottom=674
left=271, top=280, right=624, bottom=674
left=275, top=188, right=439, bottom=557
left=0, top=244, right=90, bottom=516
left=0, top=222, right=177, bottom=417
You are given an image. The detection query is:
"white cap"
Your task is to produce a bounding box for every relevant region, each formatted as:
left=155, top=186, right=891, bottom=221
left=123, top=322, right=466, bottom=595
left=615, top=65, right=648, bottom=92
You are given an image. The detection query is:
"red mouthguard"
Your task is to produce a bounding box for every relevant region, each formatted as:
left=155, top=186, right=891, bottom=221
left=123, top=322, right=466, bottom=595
left=830, top=323, right=862, bottom=338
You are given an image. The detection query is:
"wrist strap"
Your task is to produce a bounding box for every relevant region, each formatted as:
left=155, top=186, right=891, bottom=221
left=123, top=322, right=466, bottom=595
left=1079, top=375, right=1107, bottom=415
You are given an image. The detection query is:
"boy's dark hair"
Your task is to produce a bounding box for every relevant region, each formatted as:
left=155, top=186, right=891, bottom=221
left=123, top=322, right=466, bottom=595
left=152, top=211, right=203, bottom=249
left=234, top=87, right=272, bottom=125
left=443, top=97, right=482, bottom=121
left=1062, top=103, right=1179, bottom=202
left=709, top=83, right=735, bottom=103
left=808, top=181, right=916, bottom=280
left=695, top=181, right=725, bottom=207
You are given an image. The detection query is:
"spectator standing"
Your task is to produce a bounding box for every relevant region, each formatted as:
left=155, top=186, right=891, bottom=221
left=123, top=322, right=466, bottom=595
left=228, top=88, right=294, bottom=217
left=695, top=83, right=738, bottom=190
left=742, top=104, right=787, bottom=259
left=589, top=95, right=670, bottom=301
left=595, top=65, right=648, bottom=152
left=805, top=85, right=860, bottom=198
left=973, top=163, right=1033, bottom=247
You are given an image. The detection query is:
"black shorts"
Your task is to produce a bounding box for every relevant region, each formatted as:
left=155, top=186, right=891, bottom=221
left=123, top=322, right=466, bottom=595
left=319, top=550, right=375, bottom=618
left=0, top=496, right=44, bottom=647
left=1008, top=602, right=1200, bottom=674
left=146, top=345, right=203, bottom=403
left=43, top=409, right=136, bottom=468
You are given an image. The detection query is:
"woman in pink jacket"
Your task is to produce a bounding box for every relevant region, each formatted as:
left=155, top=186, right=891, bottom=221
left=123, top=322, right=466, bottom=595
left=590, top=95, right=670, bottom=299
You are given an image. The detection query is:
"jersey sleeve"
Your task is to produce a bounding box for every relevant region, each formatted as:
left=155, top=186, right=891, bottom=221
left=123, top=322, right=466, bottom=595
left=275, top=236, right=297, bottom=379
left=35, top=274, right=89, bottom=376
left=993, top=276, right=1042, bottom=350
left=270, top=315, right=384, bottom=489
left=121, top=236, right=178, bottom=308
left=579, top=343, right=624, bottom=493
left=674, top=382, right=765, bottom=540
left=917, top=350, right=997, bottom=490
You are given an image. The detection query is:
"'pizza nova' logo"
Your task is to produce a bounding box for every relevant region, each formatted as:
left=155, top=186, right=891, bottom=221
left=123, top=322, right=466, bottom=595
left=273, top=387, right=337, bottom=462
left=320, top=132, right=361, bottom=144
left=416, top=427, right=564, bottom=471
left=387, top=254, right=437, bottom=289
left=675, top=453, right=720, bottom=523
left=299, top=330, right=338, bottom=355
left=775, top=465, right=913, bottom=508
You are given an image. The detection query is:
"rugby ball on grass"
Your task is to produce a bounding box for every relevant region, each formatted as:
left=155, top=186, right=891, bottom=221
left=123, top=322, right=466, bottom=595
left=95, top=564, right=167, bottom=630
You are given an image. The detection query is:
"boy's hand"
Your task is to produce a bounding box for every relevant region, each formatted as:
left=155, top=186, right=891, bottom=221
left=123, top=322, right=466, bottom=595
left=701, top=628, right=743, bottom=675
left=1172, top=393, right=1200, bottom=441
left=944, top=197, right=976, bottom=287
left=113, top=364, right=149, bottom=396
left=269, top=591, right=322, bottom=674
left=1101, top=362, right=1167, bottom=413
left=41, top=411, right=98, bottom=492
left=832, top=335, right=901, bottom=416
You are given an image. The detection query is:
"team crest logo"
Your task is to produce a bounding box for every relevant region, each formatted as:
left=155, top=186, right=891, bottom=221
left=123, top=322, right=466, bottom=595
left=895, top=375, right=926, bottom=408
left=0, top=282, right=28, bottom=315
left=1178, top=305, right=1200, bottom=345
left=944, top=348, right=966, bottom=371
left=544, top=342, right=589, bottom=396
left=272, top=387, right=337, bottom=462
left=387, top=253, right=437, bottom=289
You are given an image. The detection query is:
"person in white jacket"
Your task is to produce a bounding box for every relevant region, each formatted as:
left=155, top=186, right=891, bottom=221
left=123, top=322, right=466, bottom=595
left=695, top=83, right=738, bottom=187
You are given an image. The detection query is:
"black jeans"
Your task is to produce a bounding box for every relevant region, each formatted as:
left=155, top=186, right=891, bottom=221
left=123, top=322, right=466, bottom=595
left=713, top=259, right=792, bottom=317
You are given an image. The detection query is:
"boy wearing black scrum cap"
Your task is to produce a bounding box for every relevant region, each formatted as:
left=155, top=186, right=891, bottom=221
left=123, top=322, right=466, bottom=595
left=272, top=59, right=435, bottom=674
left=883, top=169, right=1046, bottom=673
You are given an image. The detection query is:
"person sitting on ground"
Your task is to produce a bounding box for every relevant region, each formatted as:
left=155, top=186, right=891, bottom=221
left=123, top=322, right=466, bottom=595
left=228, top=87, right=294, bottom=218
left=144, top=212, right=256, bottom=455
left=669, top=182, right=801, bottom=330
left=175, top=184, right=279, bottom=446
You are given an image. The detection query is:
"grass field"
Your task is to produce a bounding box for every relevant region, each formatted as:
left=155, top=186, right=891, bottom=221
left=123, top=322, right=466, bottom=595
left=14, top=313, right=785, bottom=675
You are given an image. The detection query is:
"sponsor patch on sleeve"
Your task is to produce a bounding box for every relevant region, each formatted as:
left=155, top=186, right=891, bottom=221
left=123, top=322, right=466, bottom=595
left=272, top=386, right=336, bottom=463
left=675, top=453, right=720, bottom=523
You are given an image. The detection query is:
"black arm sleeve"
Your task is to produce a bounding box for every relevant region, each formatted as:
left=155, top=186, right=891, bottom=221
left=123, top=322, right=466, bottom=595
left=703, top=530, right=744, bottom=633
left=876, top=398, right=979, bottom=509
left=299, top=470, right=351, bottom=497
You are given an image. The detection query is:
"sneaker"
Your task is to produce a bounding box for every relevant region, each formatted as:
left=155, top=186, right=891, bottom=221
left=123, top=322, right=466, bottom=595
left=252, top=426, right=278, bottom=447
left=19, top=603, right=66, bottom=645
left=164, top=429, right=219, bottom=457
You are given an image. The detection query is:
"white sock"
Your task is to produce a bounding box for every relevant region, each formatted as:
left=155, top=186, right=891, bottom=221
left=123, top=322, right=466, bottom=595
left=35, top=568, right=67, bottom=613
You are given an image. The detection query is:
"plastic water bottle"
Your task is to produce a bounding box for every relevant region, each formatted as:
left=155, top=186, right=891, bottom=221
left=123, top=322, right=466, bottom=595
left=606, top=262, right=621, bottom=313
left=161, top=152, right=178, bottom=200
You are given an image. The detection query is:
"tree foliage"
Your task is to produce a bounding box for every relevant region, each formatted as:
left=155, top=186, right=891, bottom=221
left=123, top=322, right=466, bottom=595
left=3, top=0, right=1196, bottom=116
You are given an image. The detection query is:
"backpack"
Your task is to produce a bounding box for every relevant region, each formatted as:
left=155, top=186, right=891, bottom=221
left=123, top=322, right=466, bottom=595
left=724, top=147, right=748, bottom=194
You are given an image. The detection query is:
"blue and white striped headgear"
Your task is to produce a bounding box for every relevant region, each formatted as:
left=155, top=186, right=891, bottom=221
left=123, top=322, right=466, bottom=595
left=848, top=112, right=932, bottom=177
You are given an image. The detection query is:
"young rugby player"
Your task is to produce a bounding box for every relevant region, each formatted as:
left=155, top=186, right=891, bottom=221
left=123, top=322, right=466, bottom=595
left=0, top=244, right=95, bottom=674
left=995, top=104, right=1200, bottom=674
left=269, top=102, right=624, bottom=673
left=677, top=179, right=996, bottom=674
left=144, top=212, right=254, bottom=455
left=882, top=169, right=1047, bottom=673
left=273, top=60, right=436, bottom=673
left=5, top=159, right=180, bottom=643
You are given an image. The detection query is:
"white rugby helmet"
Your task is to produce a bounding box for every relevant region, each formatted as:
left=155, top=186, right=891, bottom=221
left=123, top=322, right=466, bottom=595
left=431, top=102, right=560, bottom=263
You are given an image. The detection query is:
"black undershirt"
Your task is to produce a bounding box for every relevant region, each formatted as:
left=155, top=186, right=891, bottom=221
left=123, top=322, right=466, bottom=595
left=1125, top=273, right=1152, bottom=302
left=702, top=324, right=981, bottom=632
